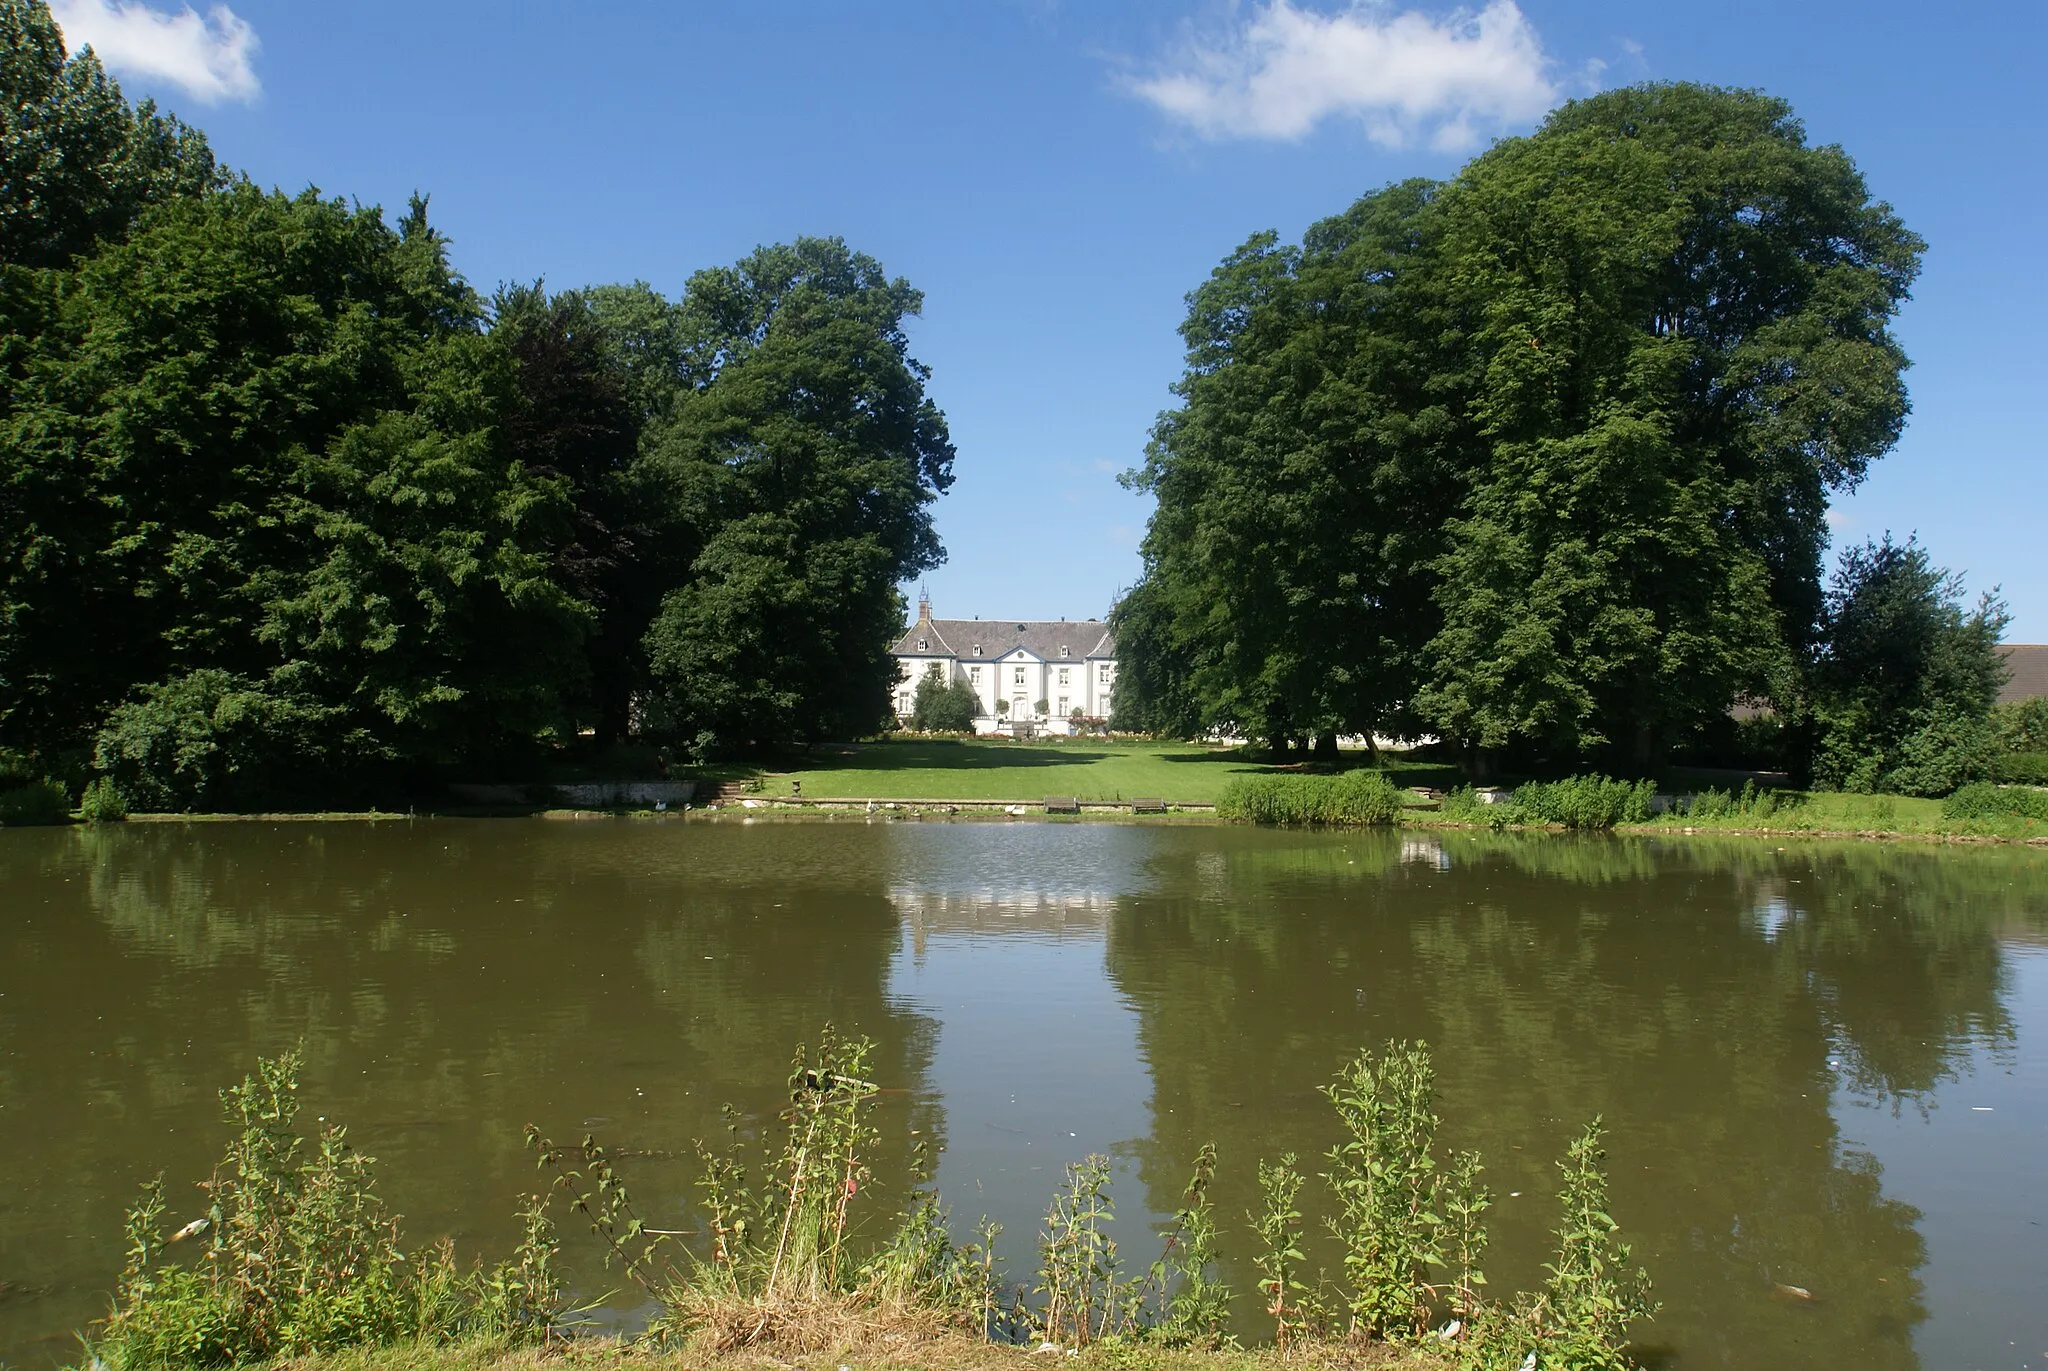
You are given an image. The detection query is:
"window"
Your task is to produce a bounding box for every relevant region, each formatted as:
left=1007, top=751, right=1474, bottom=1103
left=1013, top=667, right=1026, bottom=686
left=918, top=638, right=928, bottom=651
left=1058, top=668, right=1070, bottom=687
left=1057, top=695, right=1069, bottom=716
left=1061, top=645, right=1071, bottom=658
left=1099, top=665, right=1111, bottom=683
left=969, top=666, right=981, bottom=685
left=896, top=693, right=911, bottom=714
left=973, top=644, right=982, bottom=656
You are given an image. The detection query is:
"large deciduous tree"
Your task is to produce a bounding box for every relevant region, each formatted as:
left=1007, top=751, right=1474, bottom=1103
left=1123, top=83, right=1924, bottom=772
left=1, top=187, right=591, bottom=799
left=637, top=238, right=955, bottom=755
left=1, top=0, right=219, bottom=268
left=1416, top=83, right=1922, bottom=768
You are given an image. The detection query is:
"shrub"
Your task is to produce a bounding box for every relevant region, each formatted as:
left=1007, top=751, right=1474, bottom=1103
left=0, top=777, right=71, bottom=826
left=1990, top=752, right=2048, bottom=786
left=1217, top=770, right=1405, bottom=826
left=1943, top=782, right=2048, bottom=823
left=79, top=776, right=130, bottom=824
left=94, top=670, right=364, bottom=812
left=1512, top=775, right=1656, bottom=830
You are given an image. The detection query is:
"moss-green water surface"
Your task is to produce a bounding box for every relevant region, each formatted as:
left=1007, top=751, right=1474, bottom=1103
left=1, top=820, right=2044, bottom=1369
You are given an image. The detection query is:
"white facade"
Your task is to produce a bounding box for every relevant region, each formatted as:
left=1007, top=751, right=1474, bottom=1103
left=890, top=602, right=1116, bottom=735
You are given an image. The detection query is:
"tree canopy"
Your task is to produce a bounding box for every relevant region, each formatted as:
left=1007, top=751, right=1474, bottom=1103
left=0, top=0, right=955, bottom=805
left=1120, top=82, right=1929, bottom=772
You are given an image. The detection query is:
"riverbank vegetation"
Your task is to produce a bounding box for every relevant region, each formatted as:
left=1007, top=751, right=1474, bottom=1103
left=90, top=1036, right=1655, bottom=1371
left=1, top=0, right=952, bottom=811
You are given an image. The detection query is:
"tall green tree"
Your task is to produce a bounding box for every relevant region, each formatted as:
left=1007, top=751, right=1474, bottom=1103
left=492, top=284, right=650, bottom=742
left=1124, top=83, right=1923, bottom=771
left=1415, top=84, right=1923, bottom=768
left=638, top=238, right=955, bottom=754
left=0, top=187, right=590, bottom=796
left=1, top=0, right=219, bottom=268
left=1119, top=180, right=1455, bottom=752
left=1807, top=535, right=2008, bottom=795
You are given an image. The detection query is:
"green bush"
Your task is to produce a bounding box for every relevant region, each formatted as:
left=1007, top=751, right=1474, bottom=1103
left=78, top=776, right=130, bottom=824
left=1990, top=752, right=2048, bottom=785
left=1512, top=775, right=1656, bottom=830
left=0, top=777, right=71, bottom=826
left=94, top=670, right=363, bottom=812
left=1217, top=770, right=1405, bottom=826
left=1942, top=782, right=2048, bottom=823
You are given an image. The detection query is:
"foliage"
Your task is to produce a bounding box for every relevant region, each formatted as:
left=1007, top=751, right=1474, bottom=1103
left=912, top=663, right=979, bottom=733
left=1249, top=1154, right=1317, bottom=1352
left=77, top=773, right=128, bottom=822
left=91, top=1052, right=562, bottom=1369
left=1989, top=753, right=2048, bottom=786
left=1122, top=82, right=1924, bottom=772
left=1942, top=782, right=2048, bottom=823
left=1989, top=697, right=2048, bottom=754
left=638, top=239, right=955, bottom=753
left=1808, top=535, right=2008, bottom=795
left=1518, top=1122, right=1658, bottom=1371
left=1216, top=769, right=1405, bottom=827
left=0, top=0, right=221, bottom=269
left=1319, top=1041, right=1487, bottom=1342
left=93, top=670, right=367, bottom=812
left=3, top=185, right=591, bottom=787
left=1143, top=1144, right=1230, bottom=1349
left=1511, top=776, right=1656, bottom=830
left=1035, top=1156, right=1122, bottom=1349
left=0, top=774, right=67, bottom=824
left=1679, top=780, right=1788, bottom=823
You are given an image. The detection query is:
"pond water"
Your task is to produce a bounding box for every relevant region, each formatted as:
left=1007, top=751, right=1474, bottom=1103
left=2, top=819, right=2045, bottom=1370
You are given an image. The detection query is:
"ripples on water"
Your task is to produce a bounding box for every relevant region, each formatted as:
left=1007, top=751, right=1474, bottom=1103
left=1, top=819, right=2043, bottom=1370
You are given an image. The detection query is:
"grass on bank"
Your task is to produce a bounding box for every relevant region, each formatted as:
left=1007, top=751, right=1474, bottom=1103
left=747, top=740, right=1275, bottom=805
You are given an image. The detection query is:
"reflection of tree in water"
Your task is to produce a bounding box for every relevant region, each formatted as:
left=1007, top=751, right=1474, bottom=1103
left=0, top=822, right=938, bottom=1368
left=1105, top=832, right=2045, bottom=1371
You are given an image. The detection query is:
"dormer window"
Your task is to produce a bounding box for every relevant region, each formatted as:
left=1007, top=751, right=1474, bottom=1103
left=1061, top=645, right=1071, bottom=658
left=973, top=645, right=982, bottom=656
left=918, top=638, right=928, bottom=651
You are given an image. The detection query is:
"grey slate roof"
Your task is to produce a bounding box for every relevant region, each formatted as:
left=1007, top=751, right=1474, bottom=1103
left=1999, top=645, right=2048, bottom=705
left=891, top=617, right=1114, bottom=661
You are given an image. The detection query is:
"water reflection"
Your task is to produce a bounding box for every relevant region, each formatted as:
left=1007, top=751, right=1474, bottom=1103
left=1, top=822, right=2043, bottom=1371
left=1105, top=831, right=2047, bottom=1371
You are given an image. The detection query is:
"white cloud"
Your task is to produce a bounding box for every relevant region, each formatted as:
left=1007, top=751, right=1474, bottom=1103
left=51, top=0, right=260, bottom=104
left=1130, top=0, right=1557, bottom=150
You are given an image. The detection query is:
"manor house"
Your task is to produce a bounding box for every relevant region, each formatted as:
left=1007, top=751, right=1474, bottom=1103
left=890, top=598, right=1116, bottom=734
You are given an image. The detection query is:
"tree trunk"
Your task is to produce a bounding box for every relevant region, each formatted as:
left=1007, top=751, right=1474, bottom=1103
left=1313, top=732, right=1339, bottom=764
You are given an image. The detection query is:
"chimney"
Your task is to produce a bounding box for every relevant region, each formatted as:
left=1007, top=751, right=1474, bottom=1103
left=917, top=586, right=932, bottom=623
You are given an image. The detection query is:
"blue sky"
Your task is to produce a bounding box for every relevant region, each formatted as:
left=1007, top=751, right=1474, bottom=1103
left=53, top=0, right=2048, bottom=639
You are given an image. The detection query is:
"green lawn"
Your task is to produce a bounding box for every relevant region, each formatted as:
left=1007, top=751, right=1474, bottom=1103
left=752, top=738, right=1277, bottom=804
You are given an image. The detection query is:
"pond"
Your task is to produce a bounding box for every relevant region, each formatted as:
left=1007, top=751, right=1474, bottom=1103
left=1, top=819, right=2044, bottom=1370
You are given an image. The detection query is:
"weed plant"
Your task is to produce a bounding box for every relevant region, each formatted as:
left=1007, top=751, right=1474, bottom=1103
left=1217, top=770, right=1404, bottom=826
left=91, top=1052, right=562, bottom=1370
left=1676, top=780, right=1796, bottom=823
left=91, top=1034, right=1658, bottom=1370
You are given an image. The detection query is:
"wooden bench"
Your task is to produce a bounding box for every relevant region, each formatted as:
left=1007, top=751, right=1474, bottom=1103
left=1044, top=795, right=1080, bottom=814
left=1130, top=797, right=1168, bottom=814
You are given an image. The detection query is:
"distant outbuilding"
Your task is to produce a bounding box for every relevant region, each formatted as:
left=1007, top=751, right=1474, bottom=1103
left=2000, top=645, right=2048, bottom=705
